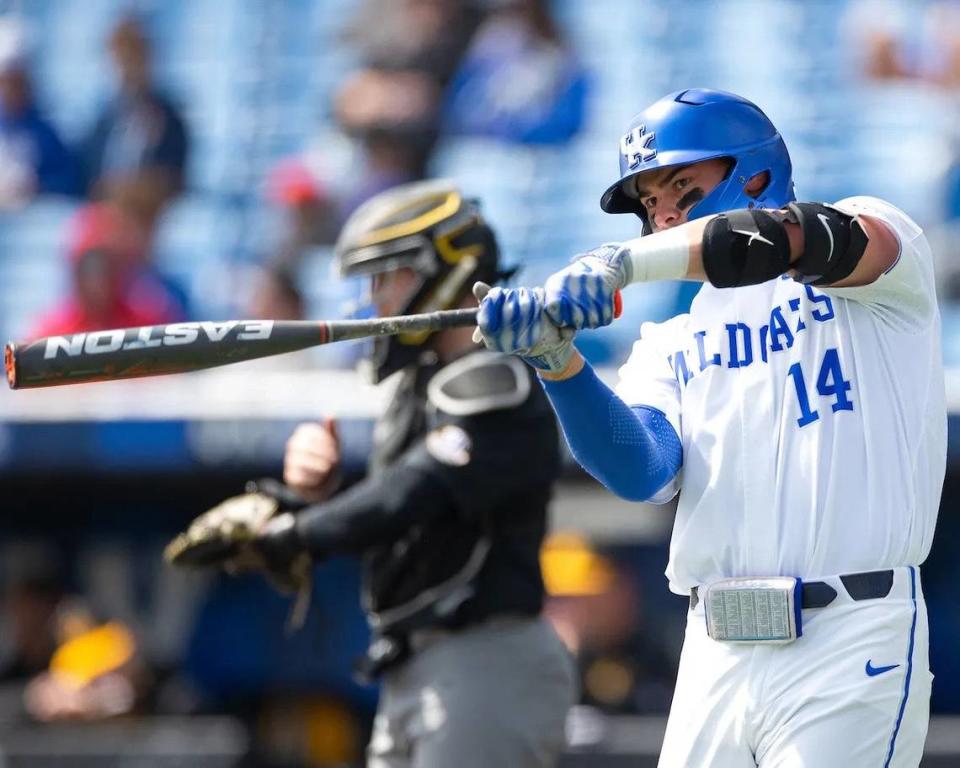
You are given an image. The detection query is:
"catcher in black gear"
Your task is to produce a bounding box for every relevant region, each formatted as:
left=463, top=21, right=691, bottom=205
left=167, top=180, right=576, bottom=767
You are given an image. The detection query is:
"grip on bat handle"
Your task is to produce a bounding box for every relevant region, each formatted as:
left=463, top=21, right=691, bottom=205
left=4, top=343, right=16, bottom=389
left=613, top=290, right=623, bottom=320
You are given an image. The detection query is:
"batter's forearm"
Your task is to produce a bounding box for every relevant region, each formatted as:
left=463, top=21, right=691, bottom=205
left=539, top=362, right=681, bottom=503
left=617, top=215, right=804, bottom=285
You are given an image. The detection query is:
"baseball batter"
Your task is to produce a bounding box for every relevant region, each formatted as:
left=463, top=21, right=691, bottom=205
left=475, top=88, right=945, bottom=767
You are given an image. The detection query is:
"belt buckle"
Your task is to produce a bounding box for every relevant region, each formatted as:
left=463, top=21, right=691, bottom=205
left=703, top=577, right=802, bottom=644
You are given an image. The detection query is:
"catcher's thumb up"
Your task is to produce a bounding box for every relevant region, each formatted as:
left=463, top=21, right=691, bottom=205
left=283, top=419, right=342, bottom=502
left=322, top=416, right=339, bottom=447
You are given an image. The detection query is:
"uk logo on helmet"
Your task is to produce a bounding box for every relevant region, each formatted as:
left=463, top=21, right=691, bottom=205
left=620, top=125, right=657, bottom=170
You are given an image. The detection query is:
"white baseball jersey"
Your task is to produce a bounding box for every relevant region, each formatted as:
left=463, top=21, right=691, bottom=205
left=615, top=196, right=946, bottom=595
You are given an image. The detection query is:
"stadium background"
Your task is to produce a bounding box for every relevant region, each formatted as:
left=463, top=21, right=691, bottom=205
left=1, top=0, right=959, bottom=765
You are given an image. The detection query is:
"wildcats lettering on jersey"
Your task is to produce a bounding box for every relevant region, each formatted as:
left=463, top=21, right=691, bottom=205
left=668, top=283, right=834, bottom=382
left=667, top=282, right=853, bottom=428
left=42, top=320, right=275, bottom=360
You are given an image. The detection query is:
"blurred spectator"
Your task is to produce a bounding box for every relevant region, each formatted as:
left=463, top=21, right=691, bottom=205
left=30, top=202, right=183, bottom=338
left=265, top=158, right=340, bottom=261
left=264, top=0, right=479, bottom=259
left=24, top=601, right=148, bottom=721
left=247, top=266, right=305, bottom=321
left=0, top=549, right=149, bottom=723
left=443, top=0, right=588, bottom=144
left=334, top=67, right=441, bottom=217
left=0, top=16, right=80, bottom=207
left=847, top=1, right=960, bottom=299
left=926, top=2, right=960, bottom=88
left=81, top=15, right=189, bottom=230
left=343, top=0, right=479, bottom=84
left=542, top=533, right=676, bottom=714
left=266, top=65, right=442, bottom=262
left=847, top=0, right=960, bottom=87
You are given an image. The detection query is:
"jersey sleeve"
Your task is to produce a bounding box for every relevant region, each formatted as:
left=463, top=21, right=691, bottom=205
left=820, top=196, right=937, bottom=331
left=294, top=449, right=458, bottom=555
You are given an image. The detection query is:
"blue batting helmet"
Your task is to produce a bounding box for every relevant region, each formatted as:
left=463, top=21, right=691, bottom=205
left=600, top=88, right=795, bottom=231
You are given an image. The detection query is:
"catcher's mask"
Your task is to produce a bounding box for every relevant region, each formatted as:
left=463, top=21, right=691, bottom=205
left=601, top=88, right=796, bottom=234
left=336, top=179, right=505, bottom=382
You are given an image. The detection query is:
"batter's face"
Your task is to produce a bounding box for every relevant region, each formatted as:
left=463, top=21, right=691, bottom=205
left=632, top=158, right=732, bottom=232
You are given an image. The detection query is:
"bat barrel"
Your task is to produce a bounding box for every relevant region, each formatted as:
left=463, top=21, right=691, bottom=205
left=7, top=320, right=321, bottom=389
left=5, top=308, right=480, bottom=390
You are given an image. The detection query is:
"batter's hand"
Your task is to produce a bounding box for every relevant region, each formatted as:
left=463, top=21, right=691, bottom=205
left=543, top=243, right=627, bottom=329
left=472, top=282, right=575, bottom=374
left=283, top=417, right=342, bottom=503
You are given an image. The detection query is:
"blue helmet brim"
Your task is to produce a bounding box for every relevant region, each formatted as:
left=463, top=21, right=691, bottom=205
left=599, top=148, right=733, bottom=214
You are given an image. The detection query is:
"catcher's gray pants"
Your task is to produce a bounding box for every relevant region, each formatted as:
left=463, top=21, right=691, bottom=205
left=367, top=616, right=576, bottom=768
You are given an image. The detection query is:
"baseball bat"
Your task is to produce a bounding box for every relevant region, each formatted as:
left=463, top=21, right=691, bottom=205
left=5, top=308, right=478, bottom=390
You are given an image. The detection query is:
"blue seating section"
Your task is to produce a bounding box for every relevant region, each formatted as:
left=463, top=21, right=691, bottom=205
left=0, top=201, right=73, bottom=340
left=1, top=0, right=956, bottom=364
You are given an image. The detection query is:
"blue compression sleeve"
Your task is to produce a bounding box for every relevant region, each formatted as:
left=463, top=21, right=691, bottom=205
left=540, top=362, right=682, bottom=502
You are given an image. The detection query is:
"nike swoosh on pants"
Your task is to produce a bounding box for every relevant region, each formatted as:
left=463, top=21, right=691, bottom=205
left=865, top=660, right=901, bottom=677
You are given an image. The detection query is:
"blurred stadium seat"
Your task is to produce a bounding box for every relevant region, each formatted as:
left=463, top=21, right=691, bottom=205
left=0, top=201, right=74, bottom=340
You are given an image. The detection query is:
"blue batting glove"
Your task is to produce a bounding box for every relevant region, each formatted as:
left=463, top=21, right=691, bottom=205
left=472, top=282, right=575, bottom=374
left=543, top=243, right=628, bottom=330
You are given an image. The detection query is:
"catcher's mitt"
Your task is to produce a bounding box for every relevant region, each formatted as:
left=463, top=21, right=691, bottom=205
left=164, top=491, right=314, bottom=628
left=165, top=491, right=280, bottom=569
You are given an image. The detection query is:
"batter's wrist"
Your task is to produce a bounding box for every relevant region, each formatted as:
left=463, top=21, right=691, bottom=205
left=619, top=226, right=691, bottom=284
left=538, top=350, right=585, bottom=381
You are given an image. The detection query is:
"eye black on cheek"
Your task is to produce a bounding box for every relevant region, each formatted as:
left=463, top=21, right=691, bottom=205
left=677, top=187, right=705, bottom=211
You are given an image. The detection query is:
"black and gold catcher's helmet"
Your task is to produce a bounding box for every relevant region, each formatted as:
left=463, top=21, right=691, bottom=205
left=336, top=179, right=503, bottom=382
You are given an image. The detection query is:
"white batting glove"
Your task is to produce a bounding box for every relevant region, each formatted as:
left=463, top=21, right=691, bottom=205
left=543, top=243, right=628, bottom=330
left=472, top=282, right=575, bottom=375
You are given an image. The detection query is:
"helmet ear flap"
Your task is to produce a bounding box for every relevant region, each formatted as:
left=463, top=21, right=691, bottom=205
left=745, top=170, right=772, bottom=199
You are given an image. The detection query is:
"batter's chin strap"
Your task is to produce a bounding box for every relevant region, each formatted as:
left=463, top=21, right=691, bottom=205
left=702, top=202, right=869, bottom=289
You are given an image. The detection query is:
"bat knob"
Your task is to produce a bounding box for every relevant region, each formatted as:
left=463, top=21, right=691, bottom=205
left=4, top=343, right=16, bottom=390
left=613, top=290, right=623, bottom=320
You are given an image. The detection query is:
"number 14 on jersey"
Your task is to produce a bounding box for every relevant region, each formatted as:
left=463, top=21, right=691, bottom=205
left=787, top=348, right=854, bottom=427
